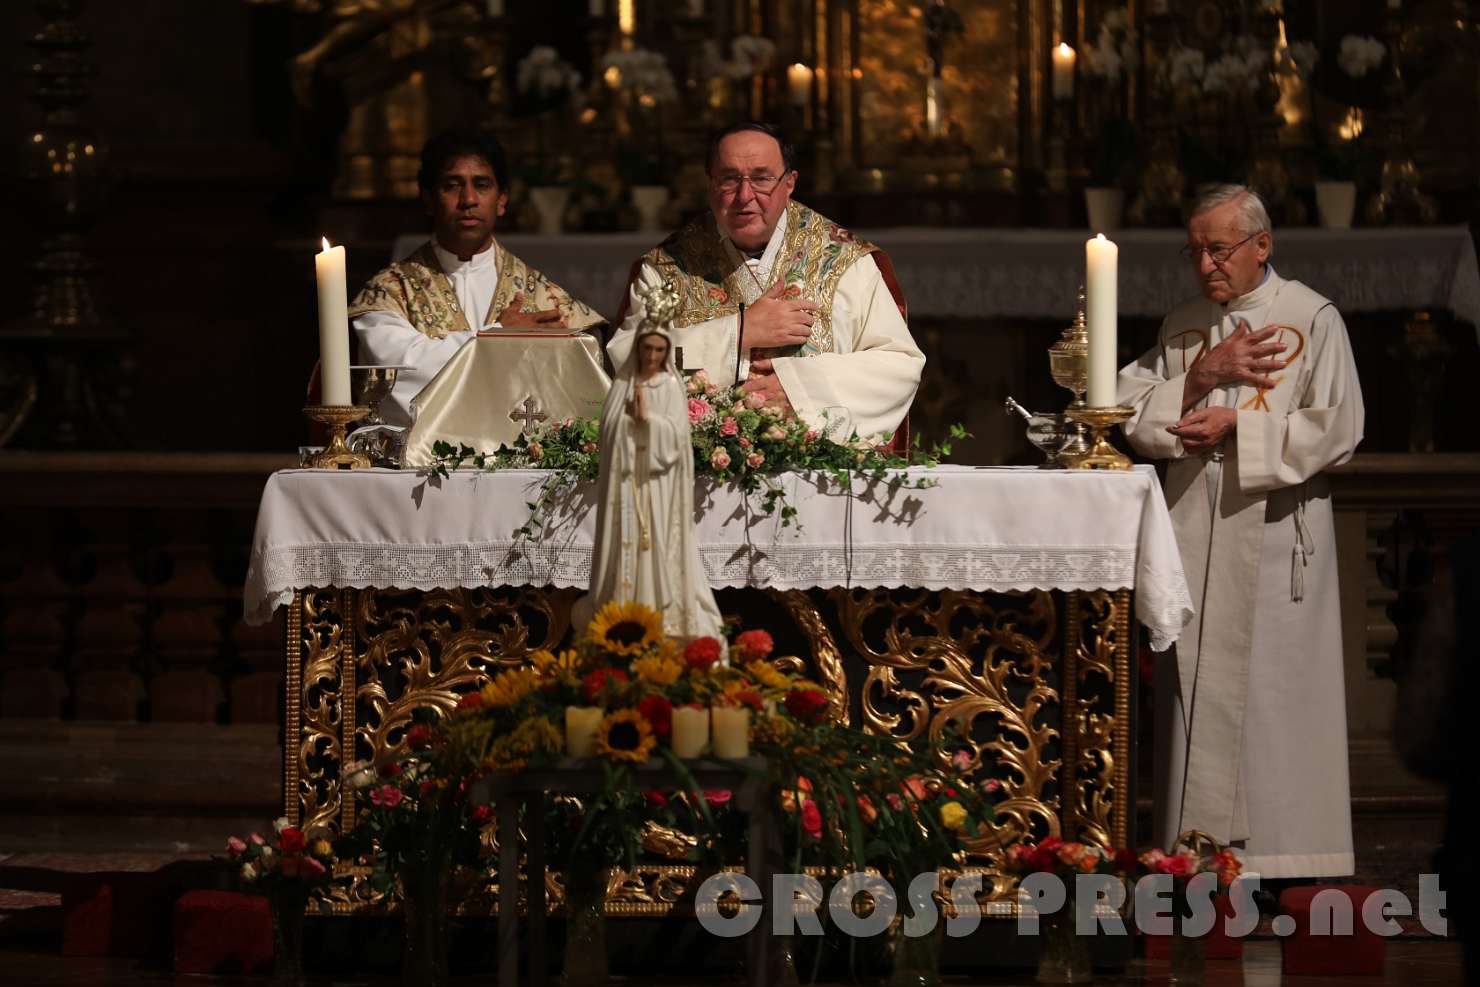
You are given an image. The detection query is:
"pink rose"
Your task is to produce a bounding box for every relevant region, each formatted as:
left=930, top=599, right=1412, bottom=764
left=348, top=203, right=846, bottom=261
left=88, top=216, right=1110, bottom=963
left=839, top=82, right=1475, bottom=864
left=745, top=391, right=766, bottom=410
left=765, top=425, right=786, bottom=441
left=226, top=836, right=248, bottom=858
left=693, top=369, right=709, bottom=383
left=370, top=784, right=404, bottom=809
left=738, top=437, right=751, bottom=449
left=688, top=398, right=711, bottom=423
left=704, top=790, right=733, bottom=808
left=582, top=441, right=597, bottom=454
left=249, top=833, right=267, bottom=846
left=805, top=429, right=820, bottom=442
left=983, top=778, right=1003, bottom=794
left=710, top=448, right=731, bottom=469
left=746, top=452, right=764, bottom=468
left=705, top=383, right=721, bottom=397
left=731, top=400, right=745, bottom=413
left=952, top=749, right=974, bottom=770
left=720, top=417, right=739, bottom=437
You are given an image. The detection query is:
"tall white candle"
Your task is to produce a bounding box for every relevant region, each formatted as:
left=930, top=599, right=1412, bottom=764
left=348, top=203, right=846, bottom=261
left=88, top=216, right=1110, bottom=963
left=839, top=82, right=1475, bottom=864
left=1052, top=43, right=1076, bottom=101
left=711, top=706, right=750, bottom=758
left=1085, top=234, right=1119, bottom=407
left=314, top=237, right=352, bottom=407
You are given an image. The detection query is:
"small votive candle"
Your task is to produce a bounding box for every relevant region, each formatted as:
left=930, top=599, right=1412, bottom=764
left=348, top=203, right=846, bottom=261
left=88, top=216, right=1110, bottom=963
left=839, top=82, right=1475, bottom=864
left=711, top=706, right=751, bottom=758
left=672, top=706, right=710, bottom=758
left=565, top=706, right=603, bottom=757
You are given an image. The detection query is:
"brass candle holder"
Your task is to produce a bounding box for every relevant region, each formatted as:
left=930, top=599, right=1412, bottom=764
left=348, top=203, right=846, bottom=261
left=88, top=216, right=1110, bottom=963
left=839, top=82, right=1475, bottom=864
left=1048, top=287, right=1092, bottom=464
left=303, top=405, right=372, bottom=470
left=1063, top=405, right=1134, bottom=470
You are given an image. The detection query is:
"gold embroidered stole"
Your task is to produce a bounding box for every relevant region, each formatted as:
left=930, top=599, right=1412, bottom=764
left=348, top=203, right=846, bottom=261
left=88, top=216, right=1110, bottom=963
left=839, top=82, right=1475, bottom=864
left=348, top=241, right=604, bottom=339
left=639, top=201, right=877, bottom=356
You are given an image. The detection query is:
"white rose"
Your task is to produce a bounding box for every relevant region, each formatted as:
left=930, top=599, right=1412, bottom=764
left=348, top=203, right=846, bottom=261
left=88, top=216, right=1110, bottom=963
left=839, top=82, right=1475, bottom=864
left=273, top=816, right=290, bottom=835
left=241, top=862, right=258, bottom=882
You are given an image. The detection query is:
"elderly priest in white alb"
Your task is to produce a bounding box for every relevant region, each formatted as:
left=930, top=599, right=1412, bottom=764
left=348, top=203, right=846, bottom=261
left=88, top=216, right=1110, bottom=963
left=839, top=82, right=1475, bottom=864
left=609, top=122, right=923, bottom=441
left=1118, top=185, right=1365, bottom=880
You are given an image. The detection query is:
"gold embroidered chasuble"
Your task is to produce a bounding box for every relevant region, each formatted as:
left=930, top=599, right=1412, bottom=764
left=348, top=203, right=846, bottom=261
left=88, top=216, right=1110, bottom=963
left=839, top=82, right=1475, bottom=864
left=1119, top=271, right=1364, bottom=878
left=349, top=240, right=604, bottom=338
left=640, top=201, right=880, bottom=357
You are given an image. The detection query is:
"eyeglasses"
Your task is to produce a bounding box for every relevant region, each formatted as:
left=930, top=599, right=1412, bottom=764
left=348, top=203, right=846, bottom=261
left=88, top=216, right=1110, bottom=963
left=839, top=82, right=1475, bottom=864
left=1180, top=233, right=1258, bottom=264
left=712, top=173, right=788, bottom=195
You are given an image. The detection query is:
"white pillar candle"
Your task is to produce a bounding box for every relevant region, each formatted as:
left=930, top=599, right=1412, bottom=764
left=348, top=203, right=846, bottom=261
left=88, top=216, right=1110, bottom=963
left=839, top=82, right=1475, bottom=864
left=787, top=63, right=814, bottom=107
left=1052, top=43, right=1075, bottom=101
left=672, top=706, right=710, bottom=758
left=711, top=706, right=750, bottom=758
left=1085, top=233, right=1119, bottom=407
left=565, top=706, right=604, bottom=758
left=314, top=238, right=352, bottom=407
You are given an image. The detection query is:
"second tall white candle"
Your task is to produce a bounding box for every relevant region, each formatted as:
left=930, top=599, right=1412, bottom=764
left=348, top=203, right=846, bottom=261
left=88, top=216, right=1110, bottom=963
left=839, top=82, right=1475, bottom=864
left=314, top=238, right=353, bottom=407
left=1085, top=234, right=1119, bottom=407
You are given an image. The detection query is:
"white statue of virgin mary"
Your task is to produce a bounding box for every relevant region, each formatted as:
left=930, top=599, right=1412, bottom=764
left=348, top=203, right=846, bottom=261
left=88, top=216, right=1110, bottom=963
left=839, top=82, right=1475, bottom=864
left=574, top=288, right=724, bottom=644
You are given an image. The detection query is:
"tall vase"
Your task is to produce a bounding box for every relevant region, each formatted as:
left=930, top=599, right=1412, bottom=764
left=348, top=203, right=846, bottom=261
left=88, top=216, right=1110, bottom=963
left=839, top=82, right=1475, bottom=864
left=1083, top=187, right=1125, bottom=233
left=630, top=185, right=670, bottom=233
left=1035, top=903, right=1092, bottom=984
left=888, top=918, right=943, bottom=987
left=269, top=891, right=307, bottom=987
left=529, top=186, right=571, bottom=235
left=401, top=858, right=451, bottom=987
left=561, top=864, right=610, bottom=987
left=1315, top=181, right=1357, bottom=229
left=1169, top=881, right=1207, bottom=985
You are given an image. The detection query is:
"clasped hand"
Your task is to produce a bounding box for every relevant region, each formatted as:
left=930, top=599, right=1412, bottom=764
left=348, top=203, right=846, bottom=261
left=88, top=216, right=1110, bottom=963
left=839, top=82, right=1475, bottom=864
left=1168, top=406, right=1236, bottom=455
left=496, top=292, right=565, bottom=330
left=1194, top=318, right=1288, bottom=391
left=742, top=280, right=818, bottom=351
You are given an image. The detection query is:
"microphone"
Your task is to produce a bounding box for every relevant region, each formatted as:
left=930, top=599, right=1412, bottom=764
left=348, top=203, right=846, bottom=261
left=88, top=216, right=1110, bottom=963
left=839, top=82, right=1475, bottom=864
left=734, top=301, right=746, bottom=388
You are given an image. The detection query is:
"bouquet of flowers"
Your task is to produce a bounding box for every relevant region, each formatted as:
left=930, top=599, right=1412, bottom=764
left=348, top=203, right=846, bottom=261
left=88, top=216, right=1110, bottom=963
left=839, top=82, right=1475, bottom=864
left=1004, top=835, right=1137, bottom=880
left=225, top=816, right=336, bottom=907
left=429, top=377, right=961, bottom=533
left=1137, top=845, right=1242, bottom=889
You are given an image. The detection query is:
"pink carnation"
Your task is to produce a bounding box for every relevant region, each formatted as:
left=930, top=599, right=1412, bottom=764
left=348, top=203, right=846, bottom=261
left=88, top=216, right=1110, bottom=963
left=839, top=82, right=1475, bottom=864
left=710, top=448, right=731, bottom=469
left=370, top=784, right=404, bottom=809
left=720, top=417, right=739, bottom=437
left=688, top=398, right=712, bottom=423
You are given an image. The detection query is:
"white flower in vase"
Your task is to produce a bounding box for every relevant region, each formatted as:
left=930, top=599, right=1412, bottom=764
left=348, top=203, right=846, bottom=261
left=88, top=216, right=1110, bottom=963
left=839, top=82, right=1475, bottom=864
left=517, top=46, right=583, bottom=100
left=1337, top=35, right=1386, bottom=78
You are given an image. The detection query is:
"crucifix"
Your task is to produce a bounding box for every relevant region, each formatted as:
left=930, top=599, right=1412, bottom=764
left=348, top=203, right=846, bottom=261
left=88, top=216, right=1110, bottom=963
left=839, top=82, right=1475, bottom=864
left=509, top=396, right=549, bottom=431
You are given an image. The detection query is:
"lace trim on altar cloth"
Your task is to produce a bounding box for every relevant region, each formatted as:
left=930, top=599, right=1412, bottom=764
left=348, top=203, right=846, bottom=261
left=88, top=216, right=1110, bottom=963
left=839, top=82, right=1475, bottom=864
left=245, top=539, right=1196, bottom=651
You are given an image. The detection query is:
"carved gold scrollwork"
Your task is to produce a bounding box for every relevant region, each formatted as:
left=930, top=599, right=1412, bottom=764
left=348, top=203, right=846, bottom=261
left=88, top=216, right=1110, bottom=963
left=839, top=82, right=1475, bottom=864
left=767, top=588, right=851, bottom=724
left=295, top=589, right=352, bottom=837
left=1063, top=589, right=1131, bottom=851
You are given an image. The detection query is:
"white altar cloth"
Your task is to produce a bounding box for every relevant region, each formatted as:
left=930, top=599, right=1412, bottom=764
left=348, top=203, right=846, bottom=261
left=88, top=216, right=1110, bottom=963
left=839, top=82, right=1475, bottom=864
left=243, top=464, right=1193, bottom=650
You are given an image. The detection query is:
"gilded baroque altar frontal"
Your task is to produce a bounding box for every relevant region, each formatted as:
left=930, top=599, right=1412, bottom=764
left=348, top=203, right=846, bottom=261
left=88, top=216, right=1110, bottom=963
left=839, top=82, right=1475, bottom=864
left=247, top=466, right=1193, bottom=914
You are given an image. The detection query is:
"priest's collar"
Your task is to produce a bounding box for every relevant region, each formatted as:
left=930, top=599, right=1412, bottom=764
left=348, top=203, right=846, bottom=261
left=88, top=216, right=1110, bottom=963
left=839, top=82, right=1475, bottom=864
left=433, top=239, right=497, bottom=274
left=720, top=208, right=788, bottom=275
left=1222, top=264, right=1280, bottom=314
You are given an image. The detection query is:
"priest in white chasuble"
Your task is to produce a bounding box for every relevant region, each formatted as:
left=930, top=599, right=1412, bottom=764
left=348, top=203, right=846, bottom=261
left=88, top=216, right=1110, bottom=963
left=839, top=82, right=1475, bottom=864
left=350, top=129, right=604, bottom=426
left=1119, top=185, right=1365, bottom=880
left=609, top=122, right=924, bottom=441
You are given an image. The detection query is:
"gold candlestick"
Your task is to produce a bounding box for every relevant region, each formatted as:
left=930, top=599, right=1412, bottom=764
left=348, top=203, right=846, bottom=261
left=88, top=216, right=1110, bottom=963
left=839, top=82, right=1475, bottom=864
left=1063, top=405, right=1134, bottom=470
left=303, top=405, right=372, bottom=470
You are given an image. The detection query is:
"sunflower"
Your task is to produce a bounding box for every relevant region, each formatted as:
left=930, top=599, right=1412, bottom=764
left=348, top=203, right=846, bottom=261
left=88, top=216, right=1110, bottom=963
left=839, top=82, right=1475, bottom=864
left=744, top=660, right=790, bottom=691
left=480, top=667, right=539, bottom=708
left=595, top=708, right=657, bottom=763
left=587, top=601, right=664, bottom=657
left=632, top=654, right=684, bottom=686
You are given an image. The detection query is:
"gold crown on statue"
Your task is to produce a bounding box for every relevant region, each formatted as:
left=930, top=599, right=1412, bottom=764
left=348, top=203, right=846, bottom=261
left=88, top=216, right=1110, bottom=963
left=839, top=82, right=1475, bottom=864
left=637, top=280, right=682, bottom=329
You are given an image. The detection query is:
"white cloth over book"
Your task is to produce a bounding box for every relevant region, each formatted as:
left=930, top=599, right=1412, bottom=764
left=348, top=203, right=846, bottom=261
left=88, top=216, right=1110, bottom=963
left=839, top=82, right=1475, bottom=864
left=399, top=330, right=611, bottom=468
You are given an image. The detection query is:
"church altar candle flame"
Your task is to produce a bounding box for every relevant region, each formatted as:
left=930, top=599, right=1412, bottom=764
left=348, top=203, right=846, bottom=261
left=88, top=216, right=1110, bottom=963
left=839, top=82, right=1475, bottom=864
left=565, top=706, right=603, bottom=757
left=1052, top=43, right=1075, bottom=101
left=787, top=63, right=814, bottom=107
left=314, top=237, right=353, bottom=407
left=672, top=706, right=710, bottom=758
left=711, top=706, right=750, bottom=758
left=1085, top=234, right=1119, bottom=407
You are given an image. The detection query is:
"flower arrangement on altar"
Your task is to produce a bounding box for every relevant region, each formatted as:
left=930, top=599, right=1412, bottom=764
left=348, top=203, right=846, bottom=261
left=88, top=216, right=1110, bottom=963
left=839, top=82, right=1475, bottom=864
left=1004, top=835, right=1137, bottom=879
left=428, top=373, right=961, bottom=532
left=1158, top=35, right=1274, bottom=184
left=1137, top=843, right=1243, bottom=889
left=514, top=46, right=585, bottom=188
left=225, top=817, right=336, bottom=904
left=1079, top=7, right=1140, bottom=191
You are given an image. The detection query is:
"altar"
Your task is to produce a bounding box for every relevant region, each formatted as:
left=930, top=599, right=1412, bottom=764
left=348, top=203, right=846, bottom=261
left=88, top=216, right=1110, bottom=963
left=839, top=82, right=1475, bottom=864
left=245, top=464, right=1192, bottom=915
